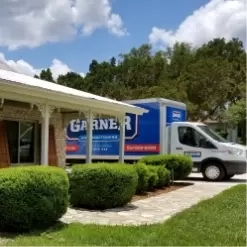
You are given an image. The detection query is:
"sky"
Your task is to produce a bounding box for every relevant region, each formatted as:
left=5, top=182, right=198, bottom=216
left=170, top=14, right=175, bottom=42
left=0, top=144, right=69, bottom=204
left=0, top=0, right=246, bottom=80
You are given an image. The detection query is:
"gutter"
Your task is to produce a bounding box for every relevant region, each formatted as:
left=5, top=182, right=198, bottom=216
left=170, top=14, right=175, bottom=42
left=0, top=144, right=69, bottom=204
left=0, top=79, right=148, bottom=116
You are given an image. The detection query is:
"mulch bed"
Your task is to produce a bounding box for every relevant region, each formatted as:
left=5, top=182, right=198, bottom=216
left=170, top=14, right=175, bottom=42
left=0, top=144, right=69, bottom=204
left=131, top=182, right=193, bottom=202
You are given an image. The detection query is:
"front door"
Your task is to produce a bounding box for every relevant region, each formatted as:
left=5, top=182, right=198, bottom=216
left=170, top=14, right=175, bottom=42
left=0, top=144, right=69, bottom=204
left=5, top=120, right=35, bottom=165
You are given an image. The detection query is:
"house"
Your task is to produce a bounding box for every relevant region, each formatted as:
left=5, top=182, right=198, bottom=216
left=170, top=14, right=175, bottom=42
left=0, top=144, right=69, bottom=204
left=0, top=62, right=147, bottom=168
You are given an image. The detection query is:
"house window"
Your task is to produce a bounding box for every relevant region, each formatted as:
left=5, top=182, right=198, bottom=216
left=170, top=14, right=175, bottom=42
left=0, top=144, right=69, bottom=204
left=5, top=121, right=19, bottom=163
left=5, top=120, right=35, bottom=164
left=19, top=122, right=35, bottom=163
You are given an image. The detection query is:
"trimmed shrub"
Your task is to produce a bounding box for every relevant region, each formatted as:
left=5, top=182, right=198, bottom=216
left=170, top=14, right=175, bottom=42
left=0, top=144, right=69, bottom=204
left=146, top=166, right=159, bottom=191
left=134, top=164, right=170, bottom=192
left=0, top=166, right=69, bottom=232
left=156, top=166, right=171, bottom=187
left=140, top=154, right=193, bottom=180
left=134, top=163, right=149, bottom=193
left=69, top=163, right=138, bottom=209
left=140, top=155, right=167, bottom=166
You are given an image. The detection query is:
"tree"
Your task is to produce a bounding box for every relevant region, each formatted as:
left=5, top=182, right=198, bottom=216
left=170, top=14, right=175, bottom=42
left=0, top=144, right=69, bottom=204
left=167, top=42, right=195, bottom=79
left=118, top=44, right=168, bottom=90
left=195, top=38, right=246, bottom=104
left=225, top=99, right=246, bottom=144
left=39, top=68, right=55, bottom=82
left=225, top=99, right=246, bottom=126
left=178, top=58, right=233, bottom=121
left=85, top=59, right=117, bottom=96
left=115, top=44, right=171, bottom=99
left=32, top=37, right=246, bottom=123
left=176, top=38, right=246, bottom=121
left=195, top=38, right=245, bottom=62
left=57, top=72, right=86, bottom=90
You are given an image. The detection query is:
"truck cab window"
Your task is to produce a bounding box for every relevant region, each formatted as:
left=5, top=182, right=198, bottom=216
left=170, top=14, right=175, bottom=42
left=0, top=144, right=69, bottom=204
left=179, top=127, right=197, bottom=147
left=178, top=127, right=216, bottom=148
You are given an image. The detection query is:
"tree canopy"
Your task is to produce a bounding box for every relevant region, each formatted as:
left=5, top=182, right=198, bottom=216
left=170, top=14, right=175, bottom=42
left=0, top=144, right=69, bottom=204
left=36, top=38, right=246, bottom=122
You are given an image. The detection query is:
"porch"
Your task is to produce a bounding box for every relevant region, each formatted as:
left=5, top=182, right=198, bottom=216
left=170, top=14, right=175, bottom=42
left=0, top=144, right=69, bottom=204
left=0, top=68, right=147, bottom=168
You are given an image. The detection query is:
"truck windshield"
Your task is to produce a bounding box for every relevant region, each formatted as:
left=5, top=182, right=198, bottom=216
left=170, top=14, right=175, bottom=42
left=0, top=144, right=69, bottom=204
left=197, top=125, right=228, bottom=143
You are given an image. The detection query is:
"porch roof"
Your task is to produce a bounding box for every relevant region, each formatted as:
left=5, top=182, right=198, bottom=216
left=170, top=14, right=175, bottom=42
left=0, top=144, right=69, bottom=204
left=0, top=68, right=148, bottom=116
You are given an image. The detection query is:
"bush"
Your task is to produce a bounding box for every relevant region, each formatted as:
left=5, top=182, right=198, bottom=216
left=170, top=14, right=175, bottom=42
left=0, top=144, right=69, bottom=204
left=134, top=164, right=171, bottom=192
left=69, top=163, right=138, bottom=209
left=146, top=166, right=159, bottom=191
left=0, top=166, right=69, bottom=232
left=134, top=163, right=149, bottom=193
left=140, top=154, right=193, bottom=180
left=156, top=166, right=170, bottom=187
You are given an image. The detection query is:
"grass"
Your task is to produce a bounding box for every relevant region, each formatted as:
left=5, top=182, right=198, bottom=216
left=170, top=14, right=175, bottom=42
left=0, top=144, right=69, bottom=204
left=1, top=184, right=246, bottom=246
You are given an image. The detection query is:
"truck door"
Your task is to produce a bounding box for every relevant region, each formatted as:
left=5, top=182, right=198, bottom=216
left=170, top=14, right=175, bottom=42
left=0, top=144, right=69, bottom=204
left=170, top=124, right=216, bottom=172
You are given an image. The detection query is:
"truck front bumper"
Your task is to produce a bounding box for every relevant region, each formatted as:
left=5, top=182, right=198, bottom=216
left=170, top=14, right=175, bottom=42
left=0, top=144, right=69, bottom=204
left=224, top=160, right=247, bottom=175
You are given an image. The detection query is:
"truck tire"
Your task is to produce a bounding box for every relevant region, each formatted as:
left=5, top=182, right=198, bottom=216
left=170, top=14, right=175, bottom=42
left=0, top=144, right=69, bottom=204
left=202, top=162, right=226, bottom=181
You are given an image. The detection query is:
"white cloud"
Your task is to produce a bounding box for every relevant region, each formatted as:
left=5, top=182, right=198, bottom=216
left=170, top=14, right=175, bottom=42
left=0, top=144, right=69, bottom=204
left=74, top=0, right=126, bottom=36
left=149, top=0, right=246, bottom=48
left=0, top=53, right=85, bottom=80
left=0, top=0, right=127, bottom=50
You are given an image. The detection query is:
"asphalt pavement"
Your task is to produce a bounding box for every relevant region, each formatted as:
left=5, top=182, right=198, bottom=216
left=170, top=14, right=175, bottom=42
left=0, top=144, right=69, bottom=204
left=183, top=173, right=247, bottom=185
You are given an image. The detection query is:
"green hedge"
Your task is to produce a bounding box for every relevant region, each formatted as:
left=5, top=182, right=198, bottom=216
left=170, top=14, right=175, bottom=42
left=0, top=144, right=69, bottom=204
left=139, top=154, right=193, bottom=180
left=147, top=166, right=159, bottom=190
left=156, top=166, right=170, bottom=187
left=0, top=166, right=69, bottom=232
left=69, top=163, right=138, bottom=209
left=134, top=163, right=149, bottom=193
left=134, top=164, right=171, bottom=192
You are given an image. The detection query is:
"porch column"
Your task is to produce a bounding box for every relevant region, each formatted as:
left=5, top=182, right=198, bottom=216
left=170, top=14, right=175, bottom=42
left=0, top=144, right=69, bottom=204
left=118, top=114, right=125, bottom=163
left=85, top=109, right=93, bottom=164
left=37, top=103, right=55, bottom=165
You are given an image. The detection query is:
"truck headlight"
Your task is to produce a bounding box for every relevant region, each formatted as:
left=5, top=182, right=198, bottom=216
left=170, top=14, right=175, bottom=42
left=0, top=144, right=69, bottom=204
left=227, top=148, right=243, bottom=156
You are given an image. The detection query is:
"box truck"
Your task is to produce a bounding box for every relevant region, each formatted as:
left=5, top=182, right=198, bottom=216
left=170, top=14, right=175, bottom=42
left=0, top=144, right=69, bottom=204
left=66, top=98, right=246, bottom=181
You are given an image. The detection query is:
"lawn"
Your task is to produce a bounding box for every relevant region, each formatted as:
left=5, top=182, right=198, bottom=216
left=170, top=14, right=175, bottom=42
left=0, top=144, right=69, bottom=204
left=1, top=184, right=246, bottom=246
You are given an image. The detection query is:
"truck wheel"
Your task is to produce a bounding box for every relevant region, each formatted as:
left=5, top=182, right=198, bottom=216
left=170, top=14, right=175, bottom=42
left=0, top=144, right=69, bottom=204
left=202, top=162, right=225, bottom=181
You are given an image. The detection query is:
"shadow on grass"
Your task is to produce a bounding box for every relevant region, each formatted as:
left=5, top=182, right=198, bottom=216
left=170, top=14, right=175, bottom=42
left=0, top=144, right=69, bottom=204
left=0, top=222, right=69, bottom=241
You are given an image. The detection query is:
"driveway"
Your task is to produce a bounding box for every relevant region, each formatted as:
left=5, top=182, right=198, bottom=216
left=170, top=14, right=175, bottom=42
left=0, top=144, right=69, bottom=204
left=184, top=173, right=247, bottom=185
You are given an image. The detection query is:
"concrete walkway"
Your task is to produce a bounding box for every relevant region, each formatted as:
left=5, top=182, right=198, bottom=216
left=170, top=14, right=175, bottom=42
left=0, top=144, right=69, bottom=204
left=61, top=176, right=245, bottom=225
